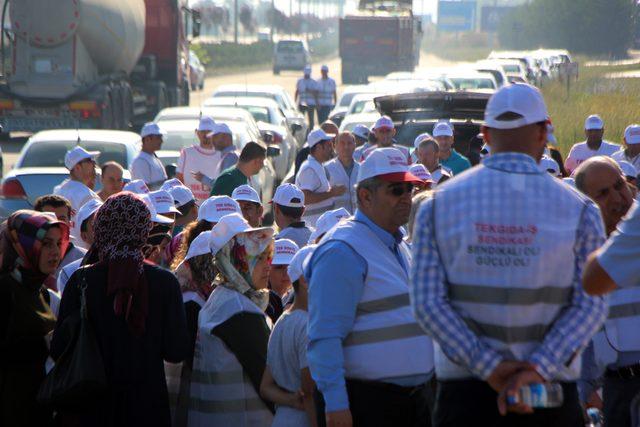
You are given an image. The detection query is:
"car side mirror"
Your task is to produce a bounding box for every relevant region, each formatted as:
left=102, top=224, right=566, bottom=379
left=267, top=146, right=280, bottom=158
left=165, top=163, right=177, bottom=179
left=261, top=131, right=274, bottom=144
left=192, top=11, right=202, bottom=38
left=290, top=123, right=302, bottom=134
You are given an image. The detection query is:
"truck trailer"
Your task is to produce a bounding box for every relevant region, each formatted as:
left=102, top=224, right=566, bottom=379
left=0, top=0, right=199, bottom=134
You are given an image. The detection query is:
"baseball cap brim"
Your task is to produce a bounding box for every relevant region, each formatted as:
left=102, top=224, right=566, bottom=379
left=152, top=213, right=174, bottom=224
left=377, top=172, right=424, bottom=184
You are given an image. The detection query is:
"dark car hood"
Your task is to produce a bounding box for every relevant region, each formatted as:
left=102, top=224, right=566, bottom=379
left=374, top=91, right=491, bottom=123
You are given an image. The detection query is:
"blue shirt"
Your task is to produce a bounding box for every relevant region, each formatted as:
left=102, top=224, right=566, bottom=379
left=305, top=210, right=417, bottom=412
left=440, top=149, right=471, bottom=175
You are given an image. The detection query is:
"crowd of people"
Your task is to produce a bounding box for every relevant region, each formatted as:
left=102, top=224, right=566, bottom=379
left=3, top=82, right=640, bottom=427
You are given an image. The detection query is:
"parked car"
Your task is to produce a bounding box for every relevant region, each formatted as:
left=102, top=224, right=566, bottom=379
left=0, top=129, right=139, bottom=219
left=328, top=85, right=370, bottom=127
left=338, top=111, right=381, bottom=133
left=472, top=61, right=509, bottom=87
left=345, top=93, right=379, bottom=118
left=203, top=97, right=296, bottom=182
left=210, top=84, right=307, bottom=146
left=442, top=70, right=497, bottom=92
left=189, top=50, right=206, bottom=91
left=273, top=39, right=311, bottom=74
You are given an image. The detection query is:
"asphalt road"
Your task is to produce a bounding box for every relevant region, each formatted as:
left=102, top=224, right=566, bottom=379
left=1, top=52, right=455, bottom=177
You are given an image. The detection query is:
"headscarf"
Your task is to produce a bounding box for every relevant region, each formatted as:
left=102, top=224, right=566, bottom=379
left=93, top=192, right=152, bottom=336
left=215, top=231, right=274, bottom=311
left=174, top=253, right=217, bottom=302
left=3, top=210, right=69, bottom=287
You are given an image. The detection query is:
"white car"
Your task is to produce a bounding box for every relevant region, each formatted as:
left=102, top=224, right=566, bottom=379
left=272, top=39, right=311, bottom=74
left=189, top=50, right=206, bottom=91
left=472, top=61, right=510, bottom=87
left=328, top=85, right=370, bottom=127
left=443, top=70, right=498, bottom=92
left=211, top=84, right=307, bottom=146
left=345, top=93, right=379, bottom=118
left=339, top=111, right=381, bottom=133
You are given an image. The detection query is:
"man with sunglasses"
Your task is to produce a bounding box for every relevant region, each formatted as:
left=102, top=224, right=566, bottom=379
left=411, top=84, right=607, bottom=426
left=361, top=116, right=411, bottom=164
left=54, top=146, right=101, bottom=218
left=307, top=147, right=435, bottom=427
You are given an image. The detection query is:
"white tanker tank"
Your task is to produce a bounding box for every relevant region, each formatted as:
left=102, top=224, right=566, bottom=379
left=8, top=0, right=146, bottom=98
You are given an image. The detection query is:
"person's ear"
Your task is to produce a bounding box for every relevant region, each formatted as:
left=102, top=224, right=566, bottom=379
left=481, top=126, right=492, bottom=147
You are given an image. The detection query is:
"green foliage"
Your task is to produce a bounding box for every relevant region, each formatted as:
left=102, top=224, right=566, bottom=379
left=423, top=32, right=492, bottom=61
left=498, top=0, right=636, bottom=57
left=190, top=43, right=212, bottom=66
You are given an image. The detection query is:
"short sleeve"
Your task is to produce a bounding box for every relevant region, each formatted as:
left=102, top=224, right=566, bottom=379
left=598, top=201, right=640, bottom=288
left=177, top=149, right=186, bottom=174
left=295, top=167, right=322, bottom=192
left=130, top=157, right=148, bottom=182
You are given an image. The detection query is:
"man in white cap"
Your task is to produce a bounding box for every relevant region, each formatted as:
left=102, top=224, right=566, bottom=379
left=295, top=129, right=345, bottom=225
left=54, top=146, right=100, bottom=215
left=193, top=123, right=239, bottom=188
left=565, top=114, right=621, bottom=175
left=411, top=83, right=607, bottom=425
left=307, top=207, right=350, bottom=244
left=273, top=183, right=313, bottom=249
left=131, top=122, right=168, bottom=189
left=361, top=116, right=411, bottom=164
left=176, top=115, right=221, bottom=203
left=351, top=124, right=371, bottom=161
left=414, top=133, right=452, bottom=185
left=612, top=124, right=640, bottom=171
left=316, top=64, right=337, bottom=124
left=325, top=132, right=359, bottom=213
left=232, top=184, right=264, bottom=227
left=307, top=147, right=434, bottom=427
left=433, top=121, right=471, bottom=175
left=295, top=65, right=319, bottom=128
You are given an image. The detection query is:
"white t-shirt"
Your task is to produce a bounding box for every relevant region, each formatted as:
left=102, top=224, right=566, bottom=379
left=130, top=151, right=167, bottom=189
left=611, top=149, right=640, bottom=171
left=565, top=140, right=621, bottom=174
left=53, top=179, right=100, bottom=215
left=296, top=78, right=318, bottom=106
left=177, top=145, right=221, bottom=203
left=316, top=77, right=336, bottom=107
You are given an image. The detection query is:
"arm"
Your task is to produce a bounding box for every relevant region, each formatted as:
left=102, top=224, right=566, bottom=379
left=583, top=254, right=616, bottom=295
left=409, top=198, right=504, bottom=380
left=162, top=271, right=189, bottom=363
left=259, top=366, right=303, bottom=409
left=526, top=202, right=607, bottom=380
left=297, top=168, right=343, bottom=204
left=302, top=189, right=338, bottom=205
left=306, top=242, right=366, bottom=413
left=301, top=368, right=319, bottom=427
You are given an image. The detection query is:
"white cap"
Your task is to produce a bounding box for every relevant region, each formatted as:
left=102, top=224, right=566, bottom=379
left=304, top=65, right=311, bottom=75
left=321, top=64, right=329, bottom=72
left=139, top=194, right=173, bottom=224
left=182, top=213, right=274, bottom=263
left=618, top=160, right=638, bottom=179
left=546, top=123, right=557, bottom=145
left=198, top=196, right=241, bottom=223
left=585, top=114, right=604, bottom=130
left=160, top=178, right=183, bottom=192
left=413, top=132, right=433, bottom=149
left=64, top=146, right=99, bottom=170
left=409, top=164, right=434, bottom=183
left=140, top=122, right=166, bottom=138
left=357, top=147, right=421, bottom=184
left=484, top=83, right=548, bottom=130
left=207, top=122, right=232, bottom=138
left=373, top=115, right=394, bottom=130
left=72, top=198, right=102, bottom=247
left=287, top=244, right=317, bottom=283
left=272, top=239, right=300, bottom=265
left=149, top=190, right=181, bottom=215
left=123, top=179, right=150, bottom=194
left=232, top=184, right=261, bottom=204
left=308, top=208, right=350, bottom=243
left=272, top=183, right=305, bottom=207
left=197, top=116, right=216, bottom=132
left=352, top=124, right=370, bottom=141
left=625, top=124, right=640, bottom=145
left=538, top=156, right=561, bottom=177
left=306, top=128, right=335, bottom=148
left=433, top=122, right=453, bottom=137
left=169, top=185, right=195, bottom=208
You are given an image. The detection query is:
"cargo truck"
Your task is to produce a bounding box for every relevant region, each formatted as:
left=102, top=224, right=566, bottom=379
left=339, top=0, right=422, bottom=84
left=0, top=0, right=200, bottom=134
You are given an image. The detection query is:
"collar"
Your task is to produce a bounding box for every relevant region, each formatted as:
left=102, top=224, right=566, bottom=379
left=354, top=210, right=403, bottom=247
left=140, top=150, right=156, bottom=158
left=481, top=152, right=542, bottom=175
left=307, top=154, right=322, bottom=165
left=288, top=221, right=306, bottom=228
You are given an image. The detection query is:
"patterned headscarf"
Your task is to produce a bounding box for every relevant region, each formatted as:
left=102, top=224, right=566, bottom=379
left=5, top=210, right=69, bottom=286
left=93, top=192, right=152, bottom=336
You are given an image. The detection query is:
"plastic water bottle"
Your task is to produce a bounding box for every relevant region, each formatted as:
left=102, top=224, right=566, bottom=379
left=510, top=383, right=564, bottom=408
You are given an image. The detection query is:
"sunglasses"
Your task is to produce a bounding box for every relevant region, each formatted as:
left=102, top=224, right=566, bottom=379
left=388, top=183, right=414, bottom=197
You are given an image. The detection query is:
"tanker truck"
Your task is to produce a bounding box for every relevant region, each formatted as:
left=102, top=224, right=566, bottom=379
left=0, top=0, right=200, bottom=134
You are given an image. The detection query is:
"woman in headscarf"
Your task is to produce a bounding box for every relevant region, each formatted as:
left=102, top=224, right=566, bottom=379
left=51, top=192, right=188, bottom=427
left=0, top=210, right=69, bottom=427
left=189, top=213, right=283, bottom=427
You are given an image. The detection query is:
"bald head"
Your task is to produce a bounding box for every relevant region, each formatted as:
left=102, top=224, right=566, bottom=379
left=575, top=156, right=633, bottom=235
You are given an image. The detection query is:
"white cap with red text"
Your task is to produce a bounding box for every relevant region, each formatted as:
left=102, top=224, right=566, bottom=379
left=64, top=146, right=99, bottom=170
left=484, top=83, right=548, bottom=130
left=373, top=115, right=394, bottom=130
left=139, top=194, right=173, bottom=224
left=585, top=114, right=604, bottom=131
left=169, top=185, right=195, bottom=208
left=409, top=164, right=434, bottom=183
left=123, top=179, right=150, bottom=194
left=272, top=183, right=305, bottom=207
left=357, top=147, right=421, bottom=184
left=625, top=124, right=640, bottom=145
left=272, top=239, right=300, bottom=265
left=433, top=122, right=453, bottom=138
left=232, top=184, right=261, bottom=204
left=198, top=196, right=241, bottom=223
left=150, top=190, right=181, bottom=215
left=160, top=178, right=183, bottom=192
left=287, top=244, right=317, bottom=283
left=308, top=207, right=350, bottom=244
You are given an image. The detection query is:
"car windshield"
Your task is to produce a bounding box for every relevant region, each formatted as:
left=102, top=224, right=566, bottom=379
left=238, top=106, right=271, bottom=123
left=450, top=78, right=496, bottom=90
left=277, top=41, right=304, bottom=53
left=20, top=141, right=128, bottom=168
left=339, top=92, right=359, bottom=107
left=350, top=100, right=376, bottom=114
left=503, top=64, right=520, bottom=73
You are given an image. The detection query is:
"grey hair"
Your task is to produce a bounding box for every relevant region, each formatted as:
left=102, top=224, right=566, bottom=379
left=574, top=156, right=623, bottom=194
left=356, top=177, right=385, bottom=209
left=418, top=137, right=440, bottom=153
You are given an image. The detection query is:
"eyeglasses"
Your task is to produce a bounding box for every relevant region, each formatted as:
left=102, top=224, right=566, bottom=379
left=388, top=183, right=414, bottom=197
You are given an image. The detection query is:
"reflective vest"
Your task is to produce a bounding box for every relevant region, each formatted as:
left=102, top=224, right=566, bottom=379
left=316, top=77, right=336, bottom=107
left=432, top=166, right=586, bottom=380
left=324, top=158, right=358, bottom=214
left=296, top=155, right=334, bottom=226
left=322, top=219, right=434, bottom=380
left=188, top=286, right=273, bottom=427
left=592, top=288, right=640, bottom=367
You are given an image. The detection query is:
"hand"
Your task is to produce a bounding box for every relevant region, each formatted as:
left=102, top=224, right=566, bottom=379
left=497, top=368, right=545, bottom=416
left=487, top=360, right=535, bottom=392
left=330, top=185, right=347, bottom=197
left=286, top=389, right=305, bottom=410
left=191, top=171, right=205, bottom=183
left=585, top=389, right=603, bottom=410
left=326, top=409, right=353, bottom=427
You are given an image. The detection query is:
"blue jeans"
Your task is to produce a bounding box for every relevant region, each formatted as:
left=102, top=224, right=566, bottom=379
left=317, top=105, right=332, bottom=124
